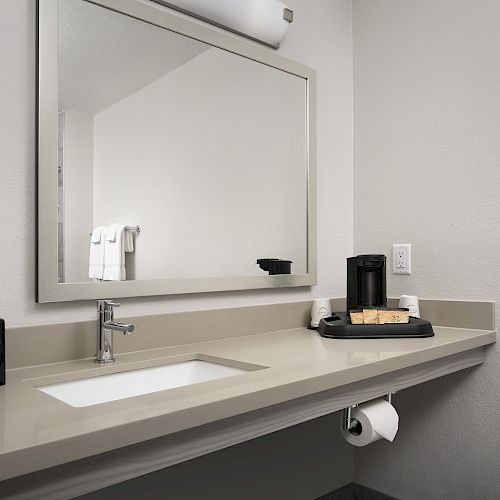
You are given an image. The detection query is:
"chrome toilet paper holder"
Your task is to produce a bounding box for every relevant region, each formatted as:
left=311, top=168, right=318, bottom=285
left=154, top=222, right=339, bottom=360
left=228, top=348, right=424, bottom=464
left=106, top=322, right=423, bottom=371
left=342, top=392, right=396, bottom=431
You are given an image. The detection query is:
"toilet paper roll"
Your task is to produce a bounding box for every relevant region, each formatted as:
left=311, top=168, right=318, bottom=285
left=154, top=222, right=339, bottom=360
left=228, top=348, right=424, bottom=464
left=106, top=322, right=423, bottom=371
left=341, top=399, right=399, bottom=447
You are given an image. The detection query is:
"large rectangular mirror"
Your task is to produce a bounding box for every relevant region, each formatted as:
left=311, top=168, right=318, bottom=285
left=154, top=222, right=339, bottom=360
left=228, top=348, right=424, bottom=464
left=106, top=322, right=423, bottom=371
left=37, top=0, right=316, bottom=302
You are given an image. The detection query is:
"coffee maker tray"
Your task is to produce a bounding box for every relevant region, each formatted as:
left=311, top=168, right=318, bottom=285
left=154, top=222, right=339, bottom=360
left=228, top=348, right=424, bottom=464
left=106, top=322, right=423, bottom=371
left=318, top=313, right=434, bottom=339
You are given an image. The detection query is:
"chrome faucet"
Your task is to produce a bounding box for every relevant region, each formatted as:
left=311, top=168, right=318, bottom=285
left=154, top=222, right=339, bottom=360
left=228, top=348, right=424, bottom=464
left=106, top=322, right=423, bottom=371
left=96, top=300, right=135, bottom=363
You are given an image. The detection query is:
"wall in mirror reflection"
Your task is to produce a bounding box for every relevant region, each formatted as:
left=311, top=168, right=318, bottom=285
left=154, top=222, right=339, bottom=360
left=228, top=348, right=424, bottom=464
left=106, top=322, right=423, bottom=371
left=58, top=0, right=308, bottom=283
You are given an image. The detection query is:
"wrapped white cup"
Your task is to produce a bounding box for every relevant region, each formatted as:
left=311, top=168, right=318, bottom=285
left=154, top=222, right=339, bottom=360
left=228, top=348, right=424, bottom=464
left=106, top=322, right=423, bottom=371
left=399, top=295, right=420, bottom=318
left=310, top=299, right=332, bottom=327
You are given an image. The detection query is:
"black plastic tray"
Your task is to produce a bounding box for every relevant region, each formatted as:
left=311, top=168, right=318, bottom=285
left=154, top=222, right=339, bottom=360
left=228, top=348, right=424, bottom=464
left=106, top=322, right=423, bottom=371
left=317, top=312, right=434, bottom=339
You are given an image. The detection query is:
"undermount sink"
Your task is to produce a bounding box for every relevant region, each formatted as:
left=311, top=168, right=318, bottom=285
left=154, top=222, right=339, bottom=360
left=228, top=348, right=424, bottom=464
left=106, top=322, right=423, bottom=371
left=37, top=359, right=249, bottom=407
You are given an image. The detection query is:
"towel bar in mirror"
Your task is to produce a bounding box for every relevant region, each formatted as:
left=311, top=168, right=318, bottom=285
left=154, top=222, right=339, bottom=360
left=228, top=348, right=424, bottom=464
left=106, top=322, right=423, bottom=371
left=88, top=226, right=141, bottom=236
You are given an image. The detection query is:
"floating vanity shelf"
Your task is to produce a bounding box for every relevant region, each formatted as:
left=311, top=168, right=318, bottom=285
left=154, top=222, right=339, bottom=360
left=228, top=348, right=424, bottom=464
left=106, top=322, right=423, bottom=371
left=0, top=320, right=495, bottom=499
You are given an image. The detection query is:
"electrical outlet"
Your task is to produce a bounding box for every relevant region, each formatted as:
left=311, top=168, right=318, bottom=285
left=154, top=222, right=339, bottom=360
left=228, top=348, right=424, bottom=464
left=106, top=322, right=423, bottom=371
left=393, top=244, right=411, bottom=274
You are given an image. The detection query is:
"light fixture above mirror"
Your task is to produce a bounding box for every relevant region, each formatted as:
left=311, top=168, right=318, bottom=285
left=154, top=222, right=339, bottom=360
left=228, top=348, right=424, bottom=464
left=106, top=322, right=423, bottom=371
left=151, top=0, right=294, bottom=48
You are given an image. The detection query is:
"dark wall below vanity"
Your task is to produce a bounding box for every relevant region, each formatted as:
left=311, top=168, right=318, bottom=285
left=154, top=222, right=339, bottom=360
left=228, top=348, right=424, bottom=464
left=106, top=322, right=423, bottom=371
left=74, top=413, right=352, bottom=500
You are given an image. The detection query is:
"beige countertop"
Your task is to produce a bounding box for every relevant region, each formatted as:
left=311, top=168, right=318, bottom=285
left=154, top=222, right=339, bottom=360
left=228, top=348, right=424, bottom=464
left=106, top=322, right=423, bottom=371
left=0, top=325, right=495, bottom=481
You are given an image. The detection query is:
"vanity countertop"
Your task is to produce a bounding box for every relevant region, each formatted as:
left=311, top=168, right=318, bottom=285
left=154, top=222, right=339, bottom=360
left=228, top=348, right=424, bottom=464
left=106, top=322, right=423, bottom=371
left=0, top=325, right=495, bottom=481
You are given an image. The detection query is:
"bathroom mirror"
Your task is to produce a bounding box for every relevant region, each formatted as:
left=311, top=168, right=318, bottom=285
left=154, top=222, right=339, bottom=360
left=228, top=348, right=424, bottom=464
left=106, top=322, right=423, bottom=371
left=37, top=0, right=316, bottom=302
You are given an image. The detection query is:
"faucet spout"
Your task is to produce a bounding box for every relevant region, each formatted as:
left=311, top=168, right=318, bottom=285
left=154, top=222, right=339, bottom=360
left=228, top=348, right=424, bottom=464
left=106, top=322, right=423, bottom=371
left=104, top=321, right=135, bottom=334
left=95, top=300, right=135, bottom=363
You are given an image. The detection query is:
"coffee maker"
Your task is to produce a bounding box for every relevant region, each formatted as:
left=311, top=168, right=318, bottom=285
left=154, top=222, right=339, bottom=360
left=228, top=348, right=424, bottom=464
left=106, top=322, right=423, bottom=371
left=316, top=254, right=433, bottom=338
left=346, top=255, right=387, bottom=313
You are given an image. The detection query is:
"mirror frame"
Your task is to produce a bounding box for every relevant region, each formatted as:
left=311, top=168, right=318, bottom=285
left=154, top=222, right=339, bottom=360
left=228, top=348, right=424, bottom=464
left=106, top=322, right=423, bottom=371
left=37, top=0, right=317, bottom=303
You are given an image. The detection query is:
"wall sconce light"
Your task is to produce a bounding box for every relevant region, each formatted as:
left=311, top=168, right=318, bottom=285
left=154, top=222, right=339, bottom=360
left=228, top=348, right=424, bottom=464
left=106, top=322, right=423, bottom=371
left=151, top=0, right=294, bottom=49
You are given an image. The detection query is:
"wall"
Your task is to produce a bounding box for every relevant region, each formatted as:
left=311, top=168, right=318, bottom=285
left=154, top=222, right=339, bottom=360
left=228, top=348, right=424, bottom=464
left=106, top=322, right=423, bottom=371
left=0, top=0, right=353, bottom=327
left=352, top=0, right=500, bottom=498
left=93, top=48, right=307, bottom=280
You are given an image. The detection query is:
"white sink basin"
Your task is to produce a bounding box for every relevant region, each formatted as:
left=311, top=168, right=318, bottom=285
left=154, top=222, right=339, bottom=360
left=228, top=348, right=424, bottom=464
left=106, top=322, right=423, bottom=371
left=38, top=359, right=248, bottom=407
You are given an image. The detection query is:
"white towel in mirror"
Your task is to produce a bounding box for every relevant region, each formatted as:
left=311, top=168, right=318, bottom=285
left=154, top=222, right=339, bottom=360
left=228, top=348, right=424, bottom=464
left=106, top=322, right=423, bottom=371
left=103, top=224, right=126, bottom=281
left=88, top=226, right=105, bottom=279
left=124, top=228, right=134, bottom=253
left=103, top=223, right=136, bottom=281
left=90, top=225, right=105, bottom=244
left=105, top=223, right=120, bottom=243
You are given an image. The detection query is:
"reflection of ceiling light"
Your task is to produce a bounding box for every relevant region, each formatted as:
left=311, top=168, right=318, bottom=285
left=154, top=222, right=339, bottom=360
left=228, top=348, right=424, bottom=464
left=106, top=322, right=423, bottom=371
left=151, top=0, right=294, bottom=49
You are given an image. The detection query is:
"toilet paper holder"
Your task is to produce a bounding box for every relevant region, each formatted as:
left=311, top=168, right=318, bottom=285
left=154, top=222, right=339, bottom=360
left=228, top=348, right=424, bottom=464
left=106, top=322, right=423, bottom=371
left=342, top=392, right=396, bottom=431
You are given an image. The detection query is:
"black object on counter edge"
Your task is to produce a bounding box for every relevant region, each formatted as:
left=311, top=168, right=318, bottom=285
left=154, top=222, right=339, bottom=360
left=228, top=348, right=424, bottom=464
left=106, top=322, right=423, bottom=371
left=0, top=319, right=5, bottom=386
left=256, top=258, right=292, bottom=275
left=318, top=312, right=434, bottom=339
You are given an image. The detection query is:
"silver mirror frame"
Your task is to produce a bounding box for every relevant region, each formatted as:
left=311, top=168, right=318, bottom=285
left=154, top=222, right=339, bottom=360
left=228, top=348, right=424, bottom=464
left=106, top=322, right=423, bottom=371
left=37, top=0, right=317, bottom=303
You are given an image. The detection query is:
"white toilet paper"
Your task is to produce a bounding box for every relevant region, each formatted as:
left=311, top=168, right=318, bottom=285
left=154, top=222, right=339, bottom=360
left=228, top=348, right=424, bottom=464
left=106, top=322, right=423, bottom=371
left=341, top=398, right=399, bottom=447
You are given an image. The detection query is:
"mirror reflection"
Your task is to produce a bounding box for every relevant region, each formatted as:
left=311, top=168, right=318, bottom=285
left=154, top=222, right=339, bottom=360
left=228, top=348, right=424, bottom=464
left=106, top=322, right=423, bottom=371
left=58, top=0, right=308, bottom=283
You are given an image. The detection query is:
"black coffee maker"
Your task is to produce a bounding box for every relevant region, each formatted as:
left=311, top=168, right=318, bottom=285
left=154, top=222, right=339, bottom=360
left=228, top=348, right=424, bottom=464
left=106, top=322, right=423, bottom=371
left=317, top=254, right=433, bottom=338
left=346, top=255, right=387, bottom=313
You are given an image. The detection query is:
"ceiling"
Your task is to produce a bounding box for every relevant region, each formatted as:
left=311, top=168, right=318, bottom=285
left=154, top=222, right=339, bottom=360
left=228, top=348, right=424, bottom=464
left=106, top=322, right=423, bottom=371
left=59, top=0, right=209, bottom=114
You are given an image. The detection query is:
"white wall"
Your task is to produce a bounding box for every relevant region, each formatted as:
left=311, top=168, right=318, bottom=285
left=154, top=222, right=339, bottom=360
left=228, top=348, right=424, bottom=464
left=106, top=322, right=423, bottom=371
left=352, top=0, right=500, bottom=498
left=93, top=48, right=307, bottom=280
left=62, top=110, right=94, bottom=283
left=0, top=0, right=353, bottom=329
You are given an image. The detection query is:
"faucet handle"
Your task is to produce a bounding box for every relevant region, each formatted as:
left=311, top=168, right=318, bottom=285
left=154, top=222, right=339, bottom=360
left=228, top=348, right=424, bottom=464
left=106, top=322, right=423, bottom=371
left=97, top=300, right=120, bottom=311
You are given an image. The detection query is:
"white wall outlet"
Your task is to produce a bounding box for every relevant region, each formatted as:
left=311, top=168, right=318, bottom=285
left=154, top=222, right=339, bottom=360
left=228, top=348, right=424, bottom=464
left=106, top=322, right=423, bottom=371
left=392, top=244, right=411, bottom=274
